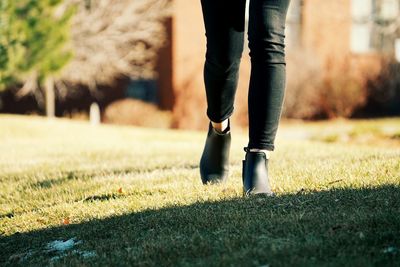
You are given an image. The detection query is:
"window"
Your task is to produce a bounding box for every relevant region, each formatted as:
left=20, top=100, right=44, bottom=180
left=351, top=0, right=400, bottom=54
left=350, top=0, right=373, bottom=53
left=286, top=0, right=302, bottom=48
left=351, top=0, right=373, bottom=20
left=380, top=0, right=399, bottom=20
left=126, top=79, right=158, bottom=104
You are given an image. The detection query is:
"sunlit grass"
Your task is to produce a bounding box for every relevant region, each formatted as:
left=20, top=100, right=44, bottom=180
left=0, top=115, right=399, bottom=266
left=281, top=118, right=400, bottom=145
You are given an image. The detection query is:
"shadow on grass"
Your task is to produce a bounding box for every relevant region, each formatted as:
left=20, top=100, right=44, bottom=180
left=27, top=162, right=199, bottom=190
left=1, top=185, right=399, bottom=266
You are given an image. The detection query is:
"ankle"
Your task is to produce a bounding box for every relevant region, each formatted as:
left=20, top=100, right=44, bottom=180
left=246, top=148, right=271, bottom=159
left=211, top=119, right=230, bottom=134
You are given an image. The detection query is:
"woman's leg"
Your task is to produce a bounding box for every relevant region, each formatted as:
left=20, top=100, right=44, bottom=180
left=199, top=0, right=246, bottom=184
left=247, top=0, right=291, bottom=151
left=200, top=0, right=247, bottom=124
left=242, top=0, right=291, bottom=195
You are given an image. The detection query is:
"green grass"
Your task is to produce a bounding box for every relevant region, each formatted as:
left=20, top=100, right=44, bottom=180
left=0, top=115, right=399, bottom=266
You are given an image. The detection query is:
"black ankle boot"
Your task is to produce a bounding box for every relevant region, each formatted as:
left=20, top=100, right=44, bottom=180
left=242, top=147, right=273, bottom=196
left=199, top=121, right=231, bottom=184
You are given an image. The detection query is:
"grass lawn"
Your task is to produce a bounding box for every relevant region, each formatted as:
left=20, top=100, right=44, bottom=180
left=0, top=115, right=399, bottom=266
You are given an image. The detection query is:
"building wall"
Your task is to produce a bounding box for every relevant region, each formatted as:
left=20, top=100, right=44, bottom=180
left=301, top=0, right=352, bottom=66
left=301, top=0, right=383, bottom=72
left=301, top=0, right=382, bottom=90
left=167, top=0, right=384, bottom=129
left=170, top=0, right=252, bottom=130
left=156, top=17, right=174, bottom=111
left=170, top=0, right=208, bottom=129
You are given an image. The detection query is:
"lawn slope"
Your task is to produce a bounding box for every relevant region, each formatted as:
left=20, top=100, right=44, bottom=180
left=0, top=115, right=399, bottom=266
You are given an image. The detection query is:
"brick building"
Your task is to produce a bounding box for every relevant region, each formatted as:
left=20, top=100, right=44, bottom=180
left=153, top=0, right=400, bottom=129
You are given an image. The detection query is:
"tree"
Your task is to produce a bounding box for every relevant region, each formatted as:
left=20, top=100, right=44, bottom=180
left=60, top=0, right=170, bottom=88
left=1, top=0, right=170, bottom=116
left=0, top=0, right=75, bottom=116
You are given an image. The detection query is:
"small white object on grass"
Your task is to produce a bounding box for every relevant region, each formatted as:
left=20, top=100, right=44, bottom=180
left=46, top=238, right=82, bottom=252
left=382, top=246, right=398, bottom=254
left=396, top=39, right=400, bottom=63
left=46, top=238, right=96, bottom=262
left=90, top=102, right=101, bottom=125
left=78, top=250, right=97, bottom=259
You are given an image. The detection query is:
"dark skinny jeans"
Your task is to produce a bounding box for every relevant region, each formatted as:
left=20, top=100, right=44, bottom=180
left=201, top=0, right=291, bottom=151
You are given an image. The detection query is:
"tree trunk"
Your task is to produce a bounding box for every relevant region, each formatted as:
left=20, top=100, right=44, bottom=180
left=45, top=77, right=55, bottom=118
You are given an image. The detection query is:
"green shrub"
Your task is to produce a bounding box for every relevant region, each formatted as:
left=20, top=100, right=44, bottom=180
left=0, top=0, right=75, bottom=90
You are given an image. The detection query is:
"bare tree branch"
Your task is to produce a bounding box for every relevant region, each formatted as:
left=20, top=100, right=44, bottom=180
left=60, top=0, right=171, bottom=87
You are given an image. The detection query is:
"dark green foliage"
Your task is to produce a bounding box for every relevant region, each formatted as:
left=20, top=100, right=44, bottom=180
left=0, top=0, right=75, bottom=90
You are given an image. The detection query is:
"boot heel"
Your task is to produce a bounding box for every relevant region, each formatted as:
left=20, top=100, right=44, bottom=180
left=242, top=159, right=247, bottom=196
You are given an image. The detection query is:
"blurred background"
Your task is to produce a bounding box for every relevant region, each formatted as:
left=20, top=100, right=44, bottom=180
left=1, top=0, right=400, bottom=130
